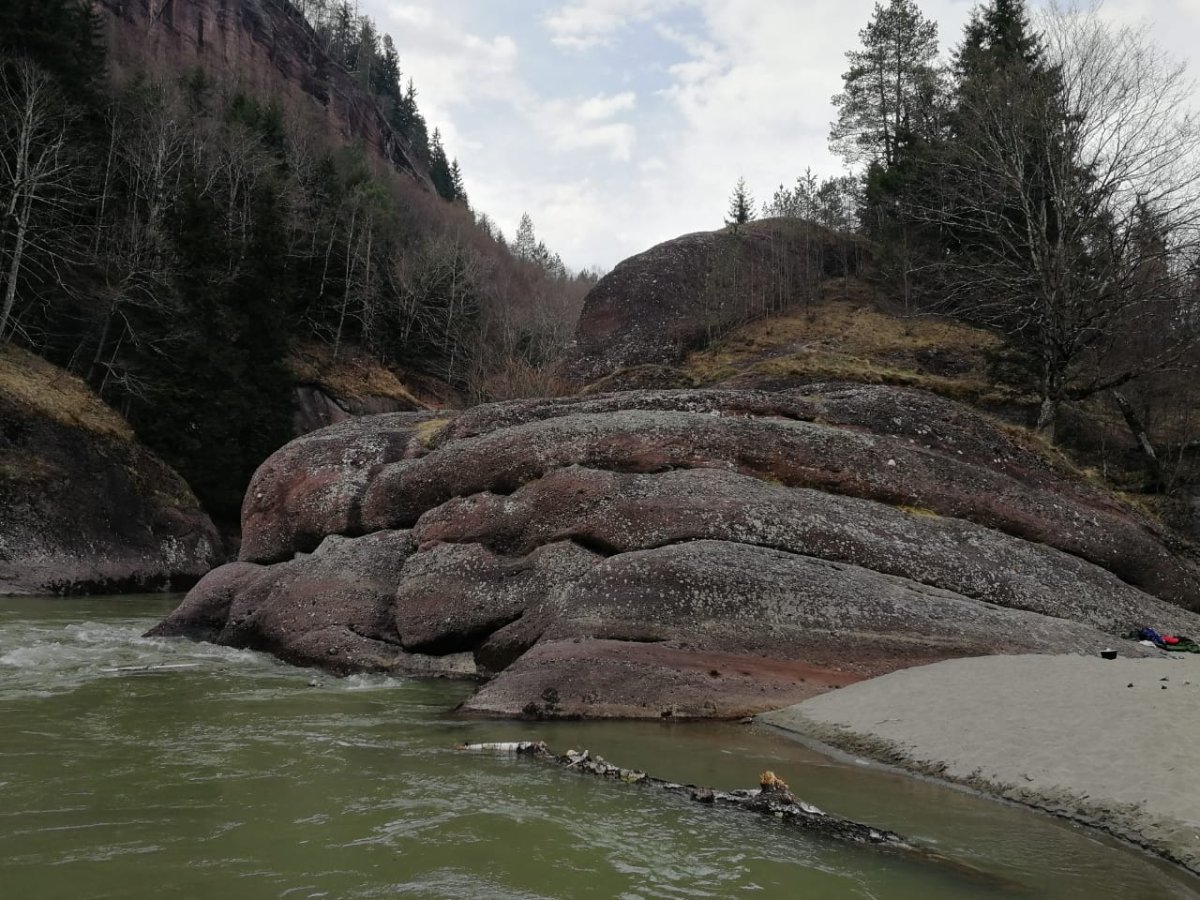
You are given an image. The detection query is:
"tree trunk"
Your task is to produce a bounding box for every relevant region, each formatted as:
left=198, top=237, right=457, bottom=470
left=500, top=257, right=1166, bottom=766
left=1112, top=389, right=1165, bottom=490
left=0, top=190, right=34, bottom=340
left=1035, top=395, right=1059, bottom=440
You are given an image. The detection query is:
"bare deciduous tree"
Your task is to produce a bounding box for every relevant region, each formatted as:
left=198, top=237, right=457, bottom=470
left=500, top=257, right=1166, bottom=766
left=914, top=4, right=1200, bottom=435
left=0, top=58, right=79, bottom=341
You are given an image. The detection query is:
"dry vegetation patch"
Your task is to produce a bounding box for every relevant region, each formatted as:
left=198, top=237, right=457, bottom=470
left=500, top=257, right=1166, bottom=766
left=288, top=343, right=437, bottom=409
left=0, top=449, right=61, bottom=483
left=0, top=345, right=133, bottom=441
left=412, top=417, right=455, bottom=448
left=683, top=294, right=1031, bottom=407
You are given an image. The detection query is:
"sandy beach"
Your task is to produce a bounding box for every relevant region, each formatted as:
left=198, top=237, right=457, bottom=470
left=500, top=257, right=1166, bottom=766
left=760, top=653, right=1200, bottom=874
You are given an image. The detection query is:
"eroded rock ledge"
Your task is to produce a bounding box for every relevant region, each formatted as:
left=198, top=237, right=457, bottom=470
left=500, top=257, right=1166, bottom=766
left=149, top=385, right=1200, bottom=717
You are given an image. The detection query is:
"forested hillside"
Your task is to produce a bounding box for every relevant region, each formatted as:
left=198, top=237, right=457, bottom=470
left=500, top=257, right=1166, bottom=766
left=720, top=0, right=1200, bottom=494
left=0, top=0, right=592, bottom=522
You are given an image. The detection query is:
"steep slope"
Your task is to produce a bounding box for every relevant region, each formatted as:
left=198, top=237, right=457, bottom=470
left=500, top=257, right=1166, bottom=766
left=97, top=0, right=432, bottom=186
left=0, top=346, right=222, bottom=595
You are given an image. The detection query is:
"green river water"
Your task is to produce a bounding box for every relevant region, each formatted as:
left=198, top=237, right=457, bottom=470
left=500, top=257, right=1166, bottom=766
left=2, top=594, right=1197, bottom=900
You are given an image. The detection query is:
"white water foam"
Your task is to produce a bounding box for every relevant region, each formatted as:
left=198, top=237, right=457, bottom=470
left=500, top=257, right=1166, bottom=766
left=0, top=619, right=281, bottom=698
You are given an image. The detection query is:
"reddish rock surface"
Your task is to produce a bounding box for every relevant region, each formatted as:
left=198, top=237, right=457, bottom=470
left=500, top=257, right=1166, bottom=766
left=463, top=640, right=871, bottom=720
left=151, top=385, right=1200, bottom=718
left=240, top=411, right=450, bottom=564
left=364, top=401, right=1199, bottom=605
left=149, top=529, right=474, bottom=676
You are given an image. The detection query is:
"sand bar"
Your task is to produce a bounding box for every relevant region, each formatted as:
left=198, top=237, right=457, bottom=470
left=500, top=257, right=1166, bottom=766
left=760, top=653, right=1200, bottom=874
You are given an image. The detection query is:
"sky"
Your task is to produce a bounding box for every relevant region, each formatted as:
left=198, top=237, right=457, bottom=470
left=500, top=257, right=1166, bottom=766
left=356, top=0, right=1200, bottom=272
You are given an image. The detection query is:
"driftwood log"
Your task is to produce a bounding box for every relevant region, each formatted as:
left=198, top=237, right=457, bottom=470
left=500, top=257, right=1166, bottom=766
left=459, top=741, right=906, bottom=845
left=458, top=741, right=1019, bottom=889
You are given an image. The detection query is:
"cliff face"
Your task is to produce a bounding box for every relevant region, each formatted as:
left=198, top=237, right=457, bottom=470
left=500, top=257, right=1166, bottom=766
left=96, top=0, right=432, bottom=185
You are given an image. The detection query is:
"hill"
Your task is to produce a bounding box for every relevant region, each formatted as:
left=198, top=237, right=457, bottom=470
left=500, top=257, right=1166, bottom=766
left=0, top=0, right=587, bottom=525
left=0, top=344, right=221, bottom=594
left=566, top=219, right=866, bottom=382
left=97, top=0, right=432, bottom=185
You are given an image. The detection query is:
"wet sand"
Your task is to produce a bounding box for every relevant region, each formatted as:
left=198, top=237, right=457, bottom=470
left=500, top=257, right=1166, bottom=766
left=760, top=653, right=1200, bottom=874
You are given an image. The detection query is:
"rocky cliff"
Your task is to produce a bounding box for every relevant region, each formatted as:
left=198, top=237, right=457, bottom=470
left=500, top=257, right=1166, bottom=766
left=149, top=384, right=1200, bottom=717
left=0, top=346, right=222, bottom=595
left=97, top=0, right=431, bottom=185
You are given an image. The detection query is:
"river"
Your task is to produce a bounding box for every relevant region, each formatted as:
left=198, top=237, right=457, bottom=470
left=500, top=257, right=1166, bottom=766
left=1, top=594, right=1196, bottom=899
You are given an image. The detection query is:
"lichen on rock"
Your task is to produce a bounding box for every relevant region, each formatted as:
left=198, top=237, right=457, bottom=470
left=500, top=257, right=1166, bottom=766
left=150, top=385, right=1200, bottom=718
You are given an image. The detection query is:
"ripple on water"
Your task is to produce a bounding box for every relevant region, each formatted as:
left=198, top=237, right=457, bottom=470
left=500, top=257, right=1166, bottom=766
left=3, top=599, right=1199, bottom=900
left=0, top=617, right=301, bottom=701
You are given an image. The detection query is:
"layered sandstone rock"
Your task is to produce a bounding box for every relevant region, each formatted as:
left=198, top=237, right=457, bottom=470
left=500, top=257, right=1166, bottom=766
left=150, top=385, right=1200, bottom=717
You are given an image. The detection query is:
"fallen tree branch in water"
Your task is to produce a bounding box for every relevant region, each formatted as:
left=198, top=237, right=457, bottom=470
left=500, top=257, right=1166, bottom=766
left=458, top=741, right=904, bottom=845
left=458, top=740, right=1019, bottom=888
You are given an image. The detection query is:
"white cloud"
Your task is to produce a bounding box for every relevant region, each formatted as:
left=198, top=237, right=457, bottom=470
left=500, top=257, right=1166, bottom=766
left=385, top=4, right=435, bottom=28
left=530, top=94, right=638, bottom=160
left=360, top=0, right=1198, bottom=271
left=576, top=91, right=637, bottom=121
left=543, top=0, right=686, bottom=50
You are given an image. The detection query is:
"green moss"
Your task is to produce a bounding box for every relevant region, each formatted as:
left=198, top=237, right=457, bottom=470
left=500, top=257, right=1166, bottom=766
left=0, top=449, right=60, bottom=483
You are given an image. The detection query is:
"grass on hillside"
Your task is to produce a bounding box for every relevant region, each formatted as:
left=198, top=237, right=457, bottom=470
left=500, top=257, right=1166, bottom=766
left=683, top=290, right=1033, bottom=406
left=0, top=344, right=133, bottom=440
left=288, top=342, right=431, bottom=408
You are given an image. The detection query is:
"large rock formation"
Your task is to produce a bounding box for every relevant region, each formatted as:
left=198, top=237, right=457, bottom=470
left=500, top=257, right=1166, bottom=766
left=0, top=347, right=222, bottom=595
left=150, top=385, right=1200, bottom=717
left=97, top=0, right=431, bottom=185
left=566, top=220, right=866, bottom=383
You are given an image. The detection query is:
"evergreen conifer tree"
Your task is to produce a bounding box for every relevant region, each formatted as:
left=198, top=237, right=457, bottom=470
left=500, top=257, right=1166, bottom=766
left=726, top=177, right=755, bottom=227
left=428, top=129, right=455, bottom=201
left=830, top=0, right=941, bottom=170
left=514, top=213, right=537, bottom=260
left=0, top=0, right=105, bottom=100
left=449, top=159, right=466, bottom=204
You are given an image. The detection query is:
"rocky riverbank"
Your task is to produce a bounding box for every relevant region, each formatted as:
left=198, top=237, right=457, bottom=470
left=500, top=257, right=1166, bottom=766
left=149, top=384, right=1200, bottom=716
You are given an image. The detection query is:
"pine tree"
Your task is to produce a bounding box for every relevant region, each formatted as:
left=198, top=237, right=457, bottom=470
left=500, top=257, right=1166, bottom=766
left=726, top=177, right=754, bottom=227
left=353, top=19, right=378, bottom=92
left=332, top=3, right=354, bottom=66
left=428, top=129, right=455, bottom=201
left=916, top=0, right=1174, bottom=435
left=954, top=0, right=1045, bottom=76
left=376, top=35, right=401, bottom=98
left=830, top=0, right=941, bottom=170
left=449, top=158, right=466, bottom=204
left=0, top=0, right=106, bottom=100
left=943, top=0, right=1062, bottom=272
left=514, top=213, right=537, bottom=260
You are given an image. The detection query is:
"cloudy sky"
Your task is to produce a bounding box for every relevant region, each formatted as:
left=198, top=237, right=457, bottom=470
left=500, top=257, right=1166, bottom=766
left=357, top=0, right=1199, bottom=272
